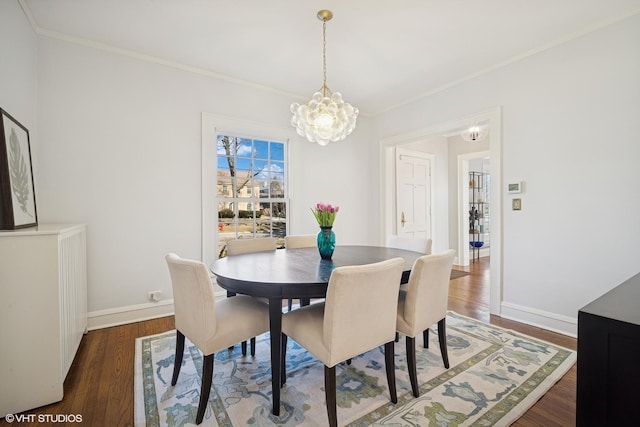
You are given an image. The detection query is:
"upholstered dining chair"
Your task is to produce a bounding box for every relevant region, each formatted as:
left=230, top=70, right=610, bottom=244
left=284, top=234, right=316, bottom=249
left=284, top=234, right=317, bottom=310
left=225, top=236, right=277, bottom=353
left=281, top=258, right=405, bottom=427
left=165, top=253, right=270, bottom=425
left=225, top=236, right=277, bottom=256
left=387, top=235, right=433, bottom=346
left=396, top=249, right=455, bottom=397
left=386, top=235, right=432, bottom=255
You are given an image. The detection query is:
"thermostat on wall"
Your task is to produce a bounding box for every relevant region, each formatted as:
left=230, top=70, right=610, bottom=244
left=508, top=182, right=522, bottom=193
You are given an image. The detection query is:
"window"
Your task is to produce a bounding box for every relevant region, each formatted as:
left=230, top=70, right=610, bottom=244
left=216, top=134, right=287, bottom=257
left=201, top=113, right=293, bottom=267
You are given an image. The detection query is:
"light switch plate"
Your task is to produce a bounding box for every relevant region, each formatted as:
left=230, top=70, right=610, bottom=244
left=512, top=198, right=522, bottom=210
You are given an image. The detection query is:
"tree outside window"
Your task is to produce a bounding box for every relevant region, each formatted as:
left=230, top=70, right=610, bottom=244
left=216, top=135, right=287, bottom=257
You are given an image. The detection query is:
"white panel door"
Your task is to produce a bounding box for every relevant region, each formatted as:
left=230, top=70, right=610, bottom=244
left=395, top=149, right=431, bottom=238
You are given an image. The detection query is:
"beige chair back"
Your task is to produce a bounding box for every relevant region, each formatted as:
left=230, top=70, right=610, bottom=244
left=386, top=235, right=432, bottom=255
left=165, top=253, right=217, bottom=350
left=323, top=257, right=404, bottom=366
left=399, top=250, right=455, bottom=335
left=226, top=237, right=277, bottom=256
left=166, top=253, right=270, bottom=424
left=284, top=234, right=316, bottom=248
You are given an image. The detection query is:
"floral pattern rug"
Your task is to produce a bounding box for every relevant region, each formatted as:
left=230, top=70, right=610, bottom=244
left=134, top=312, right=575, bottom=426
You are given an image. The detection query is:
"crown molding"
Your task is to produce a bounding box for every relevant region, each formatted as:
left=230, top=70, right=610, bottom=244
left=18, top=0, right=640, bottom=118
left=372, top=6, right=640, bottom=116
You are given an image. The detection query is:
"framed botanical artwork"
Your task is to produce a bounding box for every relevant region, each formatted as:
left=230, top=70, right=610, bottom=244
left=0, top=108, right=38, bottom=229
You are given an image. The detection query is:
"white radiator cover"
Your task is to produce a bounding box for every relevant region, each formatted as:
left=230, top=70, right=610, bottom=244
left=0, top=224, right=87, bottom=416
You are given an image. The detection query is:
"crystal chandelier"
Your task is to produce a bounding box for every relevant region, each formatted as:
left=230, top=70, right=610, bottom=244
left=290, top=10, right=359, bottom=146
left=461, top=123, right=489, bottom=142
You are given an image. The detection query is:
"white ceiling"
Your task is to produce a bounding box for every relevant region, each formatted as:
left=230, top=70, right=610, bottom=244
left=22, top=0, right=640, bottom=115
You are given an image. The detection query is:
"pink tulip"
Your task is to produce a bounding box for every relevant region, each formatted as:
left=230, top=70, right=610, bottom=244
left=311, top=202, right=339, bottom=226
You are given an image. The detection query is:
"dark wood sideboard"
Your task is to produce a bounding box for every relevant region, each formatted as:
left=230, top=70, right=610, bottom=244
left=576, top=272, right=640, bottom=426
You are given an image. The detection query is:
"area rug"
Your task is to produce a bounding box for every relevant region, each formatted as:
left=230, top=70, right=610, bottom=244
left=134, top=312, right=575, bottom=426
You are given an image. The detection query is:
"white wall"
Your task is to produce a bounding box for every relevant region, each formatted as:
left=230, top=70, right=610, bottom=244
left=374, top=14, right=640, bottom=335
left=9, top=4, right=640, bottom=334
left=35, top=36, right=376, bottom=326
left=0, top=1, right=38, bottom=171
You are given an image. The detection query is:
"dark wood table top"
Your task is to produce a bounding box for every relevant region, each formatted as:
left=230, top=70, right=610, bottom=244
left=210, top=245, right=423, bottom=299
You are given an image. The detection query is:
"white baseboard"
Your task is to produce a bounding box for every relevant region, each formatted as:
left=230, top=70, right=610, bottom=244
left=87, top=300, right=175, bottom=330
left=500, top=301, right=577, bottom=338
left=87, top=296, right=578, bottom=337
left=87, top=290, right=229, bottom=330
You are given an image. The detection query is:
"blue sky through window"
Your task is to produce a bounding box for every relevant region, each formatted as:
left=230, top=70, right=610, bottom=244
left=216, top=135, right=285, bottom=196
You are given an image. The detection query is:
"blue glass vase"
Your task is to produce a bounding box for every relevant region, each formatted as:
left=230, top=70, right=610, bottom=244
left=317, top=226, right=336, bottom=260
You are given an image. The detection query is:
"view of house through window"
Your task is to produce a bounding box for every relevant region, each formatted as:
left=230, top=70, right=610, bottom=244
left=216, top=134, right=287, bottom=257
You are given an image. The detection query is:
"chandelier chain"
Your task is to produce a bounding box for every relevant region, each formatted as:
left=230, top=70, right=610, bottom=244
left=322, top=19, right=327, bottom=96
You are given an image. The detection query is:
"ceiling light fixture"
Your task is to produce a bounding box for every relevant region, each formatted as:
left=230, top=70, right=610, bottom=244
left=290, top=10, right=358, bottom=146
left=461, top=123, right=489, bottom=142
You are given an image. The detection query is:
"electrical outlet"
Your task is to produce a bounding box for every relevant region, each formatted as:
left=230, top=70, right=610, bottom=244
left=148, top=290, right=162, bottom=302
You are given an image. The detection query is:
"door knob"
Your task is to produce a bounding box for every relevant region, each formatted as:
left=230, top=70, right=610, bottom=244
left=401, top=212, right=406, bottom=227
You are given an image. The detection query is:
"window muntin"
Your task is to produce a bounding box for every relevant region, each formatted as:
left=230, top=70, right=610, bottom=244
left=216, top=135, right=287, bottom=257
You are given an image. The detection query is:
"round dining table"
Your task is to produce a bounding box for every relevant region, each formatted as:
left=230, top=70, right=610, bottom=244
left=210, top=245, right=424, bottom=416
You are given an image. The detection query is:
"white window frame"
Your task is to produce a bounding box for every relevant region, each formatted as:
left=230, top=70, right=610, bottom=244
left=201, top=113, right=293, bottom=267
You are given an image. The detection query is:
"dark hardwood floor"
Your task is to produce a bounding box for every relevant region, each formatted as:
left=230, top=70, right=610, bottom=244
left=1, top=256, right=576, bottom=426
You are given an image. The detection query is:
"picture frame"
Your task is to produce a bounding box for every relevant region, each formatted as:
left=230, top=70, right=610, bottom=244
left=0, top=108, right=38, bottom=229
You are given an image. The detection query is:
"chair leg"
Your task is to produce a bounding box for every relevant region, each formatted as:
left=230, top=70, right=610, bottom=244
left=437, top=318, right=450, bottom=369
left=227, top=291, right=237, bottom=351
left=423, top=328, right=429, bottom=348
left=281, top=334, right=288, bottom=386
left=288, top=298, right=293, bottom=311
left=324, top=365, right=338, bottom=427
left=405, top=336, right=419, bottom=397
left=238, top=337, right=257, bottom=357
left=171, top=330, right=185, bottom=386
left=196, top=353, right=214, bottom=425
left=395, top=332, right=399, bottom=342
left=384, top=341, right=398, bottom=404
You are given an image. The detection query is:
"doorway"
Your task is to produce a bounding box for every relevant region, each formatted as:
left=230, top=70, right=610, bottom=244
left=379, top=107, right=502, bottom=315
left=458, top=151, right=491, bottom=267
